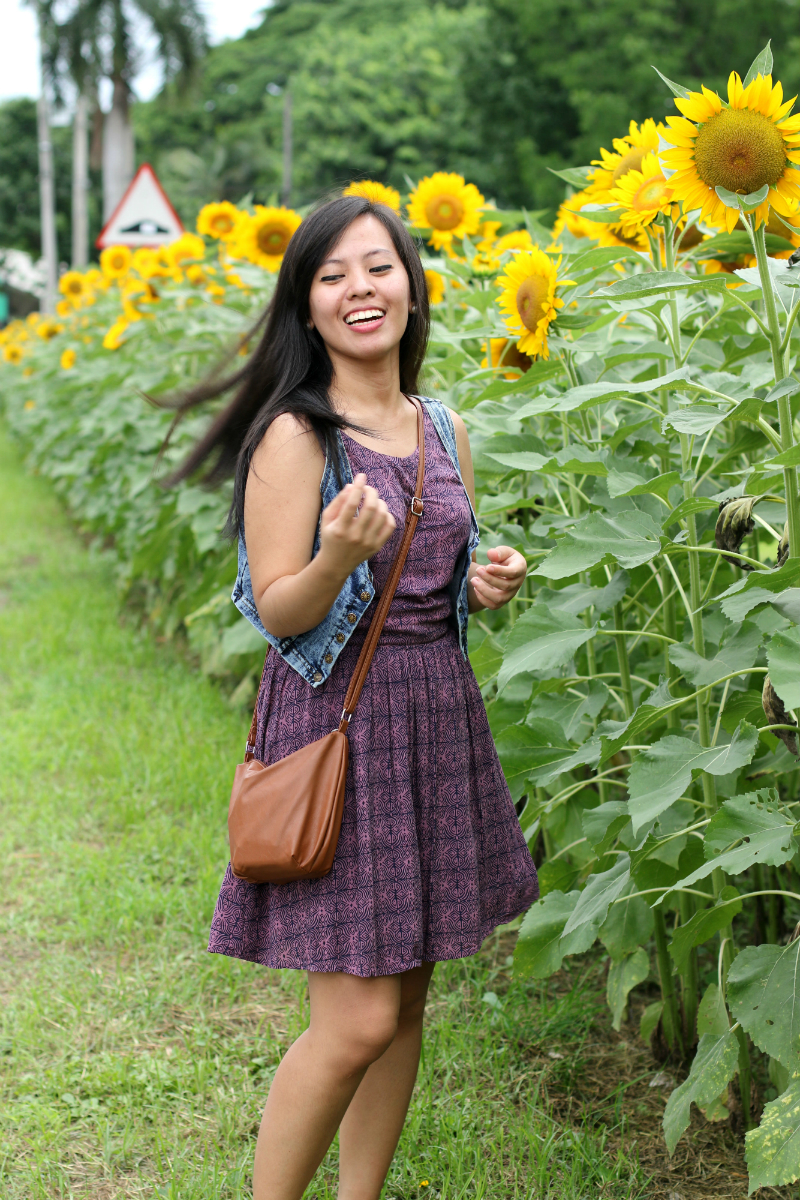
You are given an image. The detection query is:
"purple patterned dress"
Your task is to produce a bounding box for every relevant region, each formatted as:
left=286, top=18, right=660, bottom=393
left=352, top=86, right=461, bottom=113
left=209, top=409, right=539, bottom=977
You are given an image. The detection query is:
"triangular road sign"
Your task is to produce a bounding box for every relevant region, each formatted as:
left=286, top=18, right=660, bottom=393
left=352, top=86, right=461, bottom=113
left=96, top=163, right=185, bottom=249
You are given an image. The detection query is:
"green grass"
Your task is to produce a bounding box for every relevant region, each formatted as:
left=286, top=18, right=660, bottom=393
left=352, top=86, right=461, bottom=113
left=0, top=423, right=714, bottom=1199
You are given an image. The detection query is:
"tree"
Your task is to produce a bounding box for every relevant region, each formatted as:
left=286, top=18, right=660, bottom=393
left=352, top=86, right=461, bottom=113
left=0, top=99, right=72, bottom=258
left=47, top=0, right=207, bottom=237
left=462, top=0, right=800, bottom=210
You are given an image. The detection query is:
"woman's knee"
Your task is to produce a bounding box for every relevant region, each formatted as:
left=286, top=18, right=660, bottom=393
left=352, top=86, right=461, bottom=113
left=326, top=1007, right=399, bottom=1073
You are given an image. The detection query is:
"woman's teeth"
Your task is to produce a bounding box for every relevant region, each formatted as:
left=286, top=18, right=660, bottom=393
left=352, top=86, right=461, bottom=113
left=344, top=309, right=385, bottom=326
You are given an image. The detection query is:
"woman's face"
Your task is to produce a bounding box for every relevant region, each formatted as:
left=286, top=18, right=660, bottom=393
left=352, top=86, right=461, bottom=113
left=307, top=214, right=413, bottom=367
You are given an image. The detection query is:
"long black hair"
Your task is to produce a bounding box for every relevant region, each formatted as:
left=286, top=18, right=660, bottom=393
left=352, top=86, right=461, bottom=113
left=163, top=195, right=430, bottom=535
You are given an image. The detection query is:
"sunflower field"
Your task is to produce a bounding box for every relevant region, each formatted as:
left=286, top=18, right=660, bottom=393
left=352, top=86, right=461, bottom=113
left=4, top=42, right=800, bottom=1193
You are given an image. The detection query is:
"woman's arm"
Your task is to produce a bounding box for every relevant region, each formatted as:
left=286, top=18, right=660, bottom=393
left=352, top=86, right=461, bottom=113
left=451, top=412, right=528, bottom=613
left=244, top=414, right=396, bottom=639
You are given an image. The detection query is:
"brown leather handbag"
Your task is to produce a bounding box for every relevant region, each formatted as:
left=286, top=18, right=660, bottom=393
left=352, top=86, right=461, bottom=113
left=227, top=396, right=426, bottom=884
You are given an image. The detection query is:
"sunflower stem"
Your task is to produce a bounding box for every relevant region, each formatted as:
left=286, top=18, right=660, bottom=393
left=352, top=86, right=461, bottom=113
left=752, top=220, right=800, bottom=561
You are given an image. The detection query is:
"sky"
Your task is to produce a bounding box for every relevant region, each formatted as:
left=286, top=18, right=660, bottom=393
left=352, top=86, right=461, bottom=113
left=0, top=0, right=269, bottom=107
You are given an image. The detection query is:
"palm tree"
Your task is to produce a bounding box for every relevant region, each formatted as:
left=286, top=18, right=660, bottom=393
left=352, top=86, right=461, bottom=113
left=43, top=0, right=206, bottom=255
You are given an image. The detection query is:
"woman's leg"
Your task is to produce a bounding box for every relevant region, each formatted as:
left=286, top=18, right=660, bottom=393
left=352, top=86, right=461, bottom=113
left=337, top=962, right=436, bottom=1200
left=252, top=970, right=402, bottom=1200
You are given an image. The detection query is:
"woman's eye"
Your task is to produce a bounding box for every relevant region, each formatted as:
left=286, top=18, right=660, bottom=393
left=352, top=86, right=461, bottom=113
left=320, top=273, right=344, bottom=283
left=370, top=264, right=393, bottom=274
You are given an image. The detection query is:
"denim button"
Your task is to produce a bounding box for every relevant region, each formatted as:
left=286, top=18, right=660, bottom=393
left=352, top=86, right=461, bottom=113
left=360, top=590, right=371, bottom=602
left=313, top=671, right=323, bottom=682
left=335, top=632, right=345, bottom=643
left=324, top=653, right=333, bottom=663
left=347, top=612, right=357, bottom=623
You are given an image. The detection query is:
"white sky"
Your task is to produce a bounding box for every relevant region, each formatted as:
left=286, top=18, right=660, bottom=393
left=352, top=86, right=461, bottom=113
left=0, top=0, right=269, bottom=107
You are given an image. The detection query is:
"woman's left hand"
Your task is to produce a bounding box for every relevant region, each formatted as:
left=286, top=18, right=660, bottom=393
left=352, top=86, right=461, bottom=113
left=470, top=545, right=528, bottom=611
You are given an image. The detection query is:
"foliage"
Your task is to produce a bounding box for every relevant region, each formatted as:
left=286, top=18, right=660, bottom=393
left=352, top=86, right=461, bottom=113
left=4, top=38, right=800, bottom=1187
left=0, top=99, right=78, bottom=259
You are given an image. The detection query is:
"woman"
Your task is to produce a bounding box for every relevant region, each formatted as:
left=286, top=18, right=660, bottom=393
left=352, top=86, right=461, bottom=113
left=171, top=195, right=538, bottom=1199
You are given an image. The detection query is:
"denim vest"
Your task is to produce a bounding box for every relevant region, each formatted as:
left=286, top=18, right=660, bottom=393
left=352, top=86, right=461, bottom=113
left=232, top=396, right=480, bottom=688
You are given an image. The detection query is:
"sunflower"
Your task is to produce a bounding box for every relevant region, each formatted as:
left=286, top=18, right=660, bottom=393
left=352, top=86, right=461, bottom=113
left=342, top=180, right=401, bottom=212
left=85, top=268, right=109, bottom=293
left=37, top=319, right=64, bottom=341
left=588, top=119, right=665, bottom=201
left=496, top=248, right=571, bottom=360
left=481, top=337, right=533, bottom=378
left=609, top=152, right=678, bottom=237
left=100, top=245, right=133, bottom=279
left=132, top=247, right=166, bottom=280
left=186, top=264, right=207, bottom=286
left=551, top=190, right=599, bottom=242
left=26, top=312, right=41, bottom=328
left=103, top=319, right=129, bottom=350
left=495, top=229, right=534, bottom=255
left=56, top=299, right=72, bottom=318
left=197, top=201, right=242, bottom=240
left=3, top=344, right=24, bottom=364
left=661, top=71, right=800, bottom=231
left=60, top=348, right=76, bottom=370
left=234, top=206, right=302, bottom=271
left=476, top=220, right=503, bottom=251
left=407, top=173, right=485, bottom=251
left=59, top=270, right=91, bottom=306
left=205, top=282, right=226, bottom=303
left=425, top=269, right=445, bottom=305
left=163, top=233, right=206, bottom=268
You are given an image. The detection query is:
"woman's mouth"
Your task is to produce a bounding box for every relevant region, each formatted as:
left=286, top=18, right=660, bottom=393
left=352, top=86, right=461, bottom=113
left=343, top=307, right=386, bottom=329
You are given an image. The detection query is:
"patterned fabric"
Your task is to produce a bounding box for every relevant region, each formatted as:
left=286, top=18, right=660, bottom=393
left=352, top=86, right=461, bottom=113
left=209, top=409, right=539, bottom=977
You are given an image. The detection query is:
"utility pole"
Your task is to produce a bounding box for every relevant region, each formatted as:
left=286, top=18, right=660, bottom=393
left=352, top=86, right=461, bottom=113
left=281, top=87, right=292, bottom=208
left=36, top=53, right=58, bottom=314
left=72, top=93, right=89, bottom=268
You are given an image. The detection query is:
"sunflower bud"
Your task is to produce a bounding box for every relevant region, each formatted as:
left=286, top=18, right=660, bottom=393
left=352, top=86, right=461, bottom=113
left=715, top=496, right=756, bottom=570
left=777, top=521, right=790, bottom=567
left=762, top=675, right=799, bottom=755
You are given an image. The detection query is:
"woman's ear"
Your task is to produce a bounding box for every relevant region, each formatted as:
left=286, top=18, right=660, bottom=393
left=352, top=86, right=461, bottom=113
left=306, top=319, right=314, bottom=329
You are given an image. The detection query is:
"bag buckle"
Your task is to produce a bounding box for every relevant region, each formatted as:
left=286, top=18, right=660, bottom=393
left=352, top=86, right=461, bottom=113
left=411, top=496, right=423, bottom=516
left=340, top=708, right=352, bottom=725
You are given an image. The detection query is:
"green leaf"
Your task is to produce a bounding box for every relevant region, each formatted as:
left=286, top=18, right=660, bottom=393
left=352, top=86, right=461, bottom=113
left=513, top=890, right=579, bottom=979
left=762, top=443, right=800, bottom=469
left=668, top=888, right=743, bottom=973
left=469, top=636, right=504, bottom=685
left=717, top=559, right=800, bottom=617
left=519, top=366, right=691, bottom=417
left=547, top=165, right=595, bottom=189
left=663, top=1031, right=740, bottom=1155
left=599, top=881, right=654, bottom=961
left=662, top=496, right=719, bottom=528
left=540, top=445, right=609, bottom=476
left=668, top=621, right=762, bottom=687
left=745, top=1077, right=800, bottom=1193
left=469, top=358, right=564, bottom=405
left=640, top=1000, right=663, bottom=1044
left=767, top=627, right=800, bottom=708
left=652, top=65, right=691, bottom=99
left=498, top=605, right=598, bottom=692
left=605, top=271, right=727, bottom=301
left=478, top=492, right=542, bottom=516
left=597, top=677, right=681, bottom=761
left=537, top=859, right=581, bottom=897
left=627, top=724, right=759, bottom=834
left=697, top=983, right=731, bottom=1038
left=221, top=618, right=268, bottom=656
left=728, top=941, right=800, bottom=1070
left=607, top=468, right=680, bottom=501
left=607, top=947, right=650, bottom=1031
left=583, top=801, right=630, bottom=855
left=743, top=40, right=773, bottom=88
left=562, top=854, right=631, bottom=936
left=664, top=404, right=728, bottom=435
left=667, top=789, right=797, bottom=893
left=535, top=510, right=664, bottom=581
left=495, top=720, right=573, bottom=800
left=536, top=570, right=630, bottom=617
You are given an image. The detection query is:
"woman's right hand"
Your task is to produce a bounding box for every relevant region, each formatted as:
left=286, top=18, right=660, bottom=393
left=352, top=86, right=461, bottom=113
left=318, top=473, right=396, bottom=575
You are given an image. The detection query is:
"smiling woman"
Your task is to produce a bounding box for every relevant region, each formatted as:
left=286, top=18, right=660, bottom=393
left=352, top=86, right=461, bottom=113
left=159, top=194, right=537, bottom=1200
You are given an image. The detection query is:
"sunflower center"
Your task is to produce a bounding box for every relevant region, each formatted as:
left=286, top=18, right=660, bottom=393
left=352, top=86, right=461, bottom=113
left=257, top=223, right=291, bottom=255
left=611, top=148, right=646, bottom=183
left=66, top=279, right=83, bottom=294
left=515, top=274, right=550, bottom=332
left=212, top=214, right=235, bottom=234
left=694, top=107, right=786, bottom=194
left=424, top=193, right=465, bottom=231
left=633, top=175, right=671, bottom=211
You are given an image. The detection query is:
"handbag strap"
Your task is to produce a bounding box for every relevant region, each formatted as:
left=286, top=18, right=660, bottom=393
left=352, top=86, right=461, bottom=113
left=244, top=395, right=425, bottom=758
